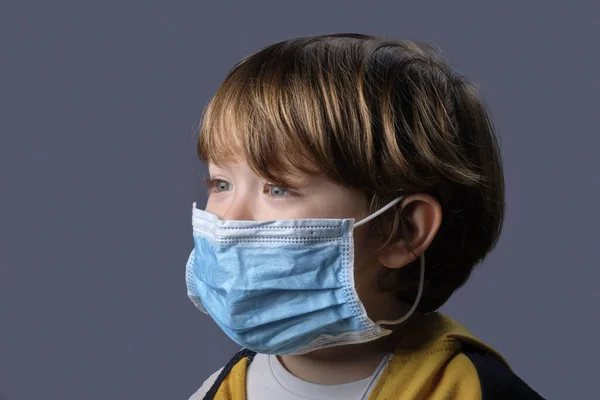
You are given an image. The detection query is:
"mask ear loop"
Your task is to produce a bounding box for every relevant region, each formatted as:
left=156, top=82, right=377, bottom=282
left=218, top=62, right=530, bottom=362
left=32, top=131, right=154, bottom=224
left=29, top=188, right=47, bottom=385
left=353, top=195, right=425, bottom=326
left=354, top=197, right=403, bottom=228
left=375, top=253, right=425, bottom=325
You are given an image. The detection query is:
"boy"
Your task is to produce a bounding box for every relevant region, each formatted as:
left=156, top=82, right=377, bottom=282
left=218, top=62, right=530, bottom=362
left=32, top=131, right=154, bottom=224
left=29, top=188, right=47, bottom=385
left=186, top=33, right=545, bottom=399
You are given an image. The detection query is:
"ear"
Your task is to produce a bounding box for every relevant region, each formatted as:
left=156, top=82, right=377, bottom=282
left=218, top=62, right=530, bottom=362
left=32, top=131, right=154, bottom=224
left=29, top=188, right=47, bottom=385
left=377, top=194, right=442, bottom=269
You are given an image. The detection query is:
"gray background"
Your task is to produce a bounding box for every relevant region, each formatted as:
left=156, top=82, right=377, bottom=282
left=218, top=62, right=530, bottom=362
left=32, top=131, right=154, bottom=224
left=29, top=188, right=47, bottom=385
left=1, top=1, right=598, bottom=399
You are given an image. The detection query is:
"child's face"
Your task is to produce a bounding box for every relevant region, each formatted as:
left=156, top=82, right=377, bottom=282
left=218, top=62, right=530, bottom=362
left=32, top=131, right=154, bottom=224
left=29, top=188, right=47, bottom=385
left=205, top=161, right=369, bottom=222
left=204, top=160, right=393, bottom=322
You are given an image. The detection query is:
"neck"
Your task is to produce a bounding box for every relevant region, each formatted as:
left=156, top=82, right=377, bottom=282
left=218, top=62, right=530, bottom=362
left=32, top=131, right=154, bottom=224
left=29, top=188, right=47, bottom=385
left=277, top=337, right=394, bottom=385
left=277, top=316, right=424, bottom=385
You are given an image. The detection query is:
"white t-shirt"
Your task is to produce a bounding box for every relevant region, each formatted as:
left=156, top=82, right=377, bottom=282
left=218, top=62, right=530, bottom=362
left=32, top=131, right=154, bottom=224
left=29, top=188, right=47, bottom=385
left=189, top=352, right=392, bottom=400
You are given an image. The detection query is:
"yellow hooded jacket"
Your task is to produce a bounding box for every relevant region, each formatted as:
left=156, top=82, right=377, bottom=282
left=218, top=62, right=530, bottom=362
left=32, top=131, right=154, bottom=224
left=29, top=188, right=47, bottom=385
left=200, top=313, right=544, bottom=400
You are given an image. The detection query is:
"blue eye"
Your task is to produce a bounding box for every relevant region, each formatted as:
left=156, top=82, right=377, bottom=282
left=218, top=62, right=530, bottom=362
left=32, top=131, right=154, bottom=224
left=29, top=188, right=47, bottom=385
left=203, top=177, right=232, bottom=193
left=265, top=184, right=290, bottom=197
left=214, top=180, right=231, bottom=192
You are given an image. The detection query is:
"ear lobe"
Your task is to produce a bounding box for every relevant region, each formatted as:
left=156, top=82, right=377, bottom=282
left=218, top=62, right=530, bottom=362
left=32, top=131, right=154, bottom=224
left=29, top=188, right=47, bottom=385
left=376, top=194, right=442, bottom=269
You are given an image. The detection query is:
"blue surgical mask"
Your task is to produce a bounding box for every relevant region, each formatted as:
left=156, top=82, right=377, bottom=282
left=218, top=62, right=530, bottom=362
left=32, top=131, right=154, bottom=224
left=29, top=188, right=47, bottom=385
left=185, top=197, right=425, bottom=355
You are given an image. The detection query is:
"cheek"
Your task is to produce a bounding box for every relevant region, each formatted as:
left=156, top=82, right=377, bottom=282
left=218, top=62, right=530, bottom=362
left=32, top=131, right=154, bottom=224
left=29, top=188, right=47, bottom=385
left=351, top=231, right=381, bottom=304
left=204, top=196, right=228, bottom=218
left=352, top=227, right=380, bottom=270
left=203, top=198, right=217, bottom=214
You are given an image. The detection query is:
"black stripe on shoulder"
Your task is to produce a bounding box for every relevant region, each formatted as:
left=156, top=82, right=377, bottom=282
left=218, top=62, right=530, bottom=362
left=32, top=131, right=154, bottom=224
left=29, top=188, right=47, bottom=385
left=462, top=344, right=545, bottom=400
left=203, top=348, right=257, bottom=400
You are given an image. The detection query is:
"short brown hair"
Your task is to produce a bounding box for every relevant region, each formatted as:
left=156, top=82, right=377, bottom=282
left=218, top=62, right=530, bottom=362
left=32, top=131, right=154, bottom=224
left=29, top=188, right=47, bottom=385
left=197, top=33, right=505, bottom=312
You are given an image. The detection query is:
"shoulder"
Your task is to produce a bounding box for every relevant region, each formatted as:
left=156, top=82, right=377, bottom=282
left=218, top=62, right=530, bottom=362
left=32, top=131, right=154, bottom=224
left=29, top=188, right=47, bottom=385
left=188, top=367, right=224, bottom=400
left=425, top=350, right=483, bottom=399
left=189, top=349, right=258, bottom=400
left=460, top=344, right=546, bottom=400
